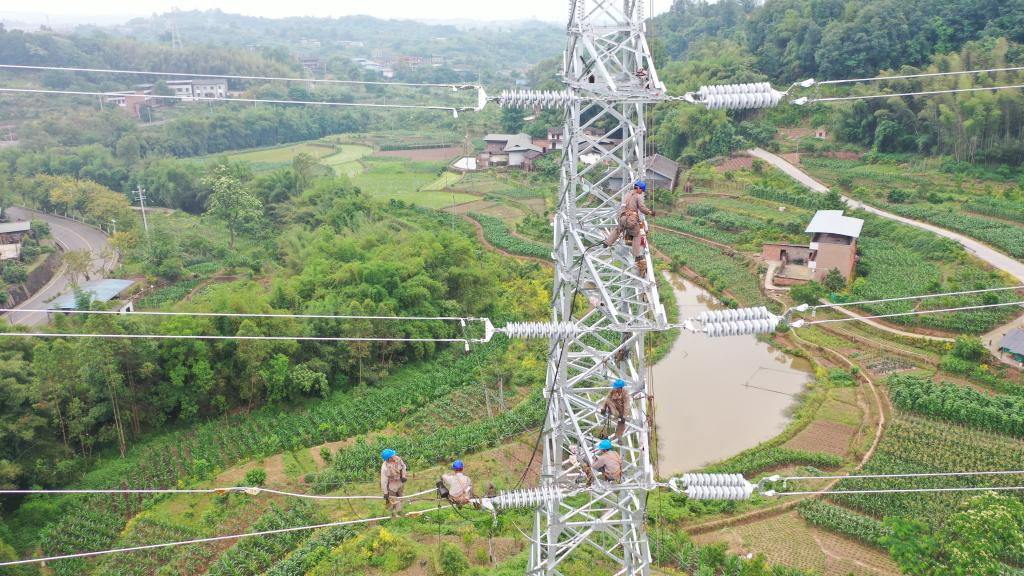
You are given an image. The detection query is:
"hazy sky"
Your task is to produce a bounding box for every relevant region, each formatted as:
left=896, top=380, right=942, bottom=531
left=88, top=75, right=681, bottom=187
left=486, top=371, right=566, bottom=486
left=4, top=1, right=673, bottom=25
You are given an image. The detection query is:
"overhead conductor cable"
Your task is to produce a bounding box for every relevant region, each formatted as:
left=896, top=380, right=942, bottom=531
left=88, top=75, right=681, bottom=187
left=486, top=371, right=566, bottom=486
left=792, top=83, right=1024, bottom=105
left=0, top=63, right=480, bottom=90
left=0, top=87, right=480, bottom=117
left=0, top=507, right=438, bottom=567
left=806, top=65, right=1024, bottom=86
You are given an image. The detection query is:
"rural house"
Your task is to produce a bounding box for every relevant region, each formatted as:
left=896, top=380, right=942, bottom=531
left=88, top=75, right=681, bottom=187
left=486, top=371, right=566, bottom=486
left=478, top=134, right=547, bottom=169
left=763, top=210, right=863, bottom=286
left=999, top=329, right=1024, bottom=363
left=0, top=221, right=30, bottom=260
left=604, top=154, right=681, bottom=192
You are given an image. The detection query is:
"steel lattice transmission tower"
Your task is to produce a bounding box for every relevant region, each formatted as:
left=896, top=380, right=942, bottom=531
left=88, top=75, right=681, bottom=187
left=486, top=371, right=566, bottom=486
left=502, top=1, right=669, bottom=573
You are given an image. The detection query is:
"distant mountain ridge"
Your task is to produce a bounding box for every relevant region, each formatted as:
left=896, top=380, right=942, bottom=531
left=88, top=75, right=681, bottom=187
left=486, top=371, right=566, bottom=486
left=93, top=10, right=564, bottom=72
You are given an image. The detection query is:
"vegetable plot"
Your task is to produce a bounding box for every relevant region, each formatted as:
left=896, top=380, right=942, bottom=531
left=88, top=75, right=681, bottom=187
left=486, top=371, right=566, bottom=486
left=468, top=213, right=550, bottom=259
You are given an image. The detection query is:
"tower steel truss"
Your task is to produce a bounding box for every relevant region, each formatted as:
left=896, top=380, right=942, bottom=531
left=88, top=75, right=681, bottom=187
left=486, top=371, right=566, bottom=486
left=526, top=1, right=668, bottom=573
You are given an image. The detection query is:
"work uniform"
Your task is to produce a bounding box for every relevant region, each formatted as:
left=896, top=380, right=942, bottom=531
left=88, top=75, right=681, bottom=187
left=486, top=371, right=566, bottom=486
left=593, top=450, right=623, bottom=482
left=380, top=456, right=408, bottom=516
left=441, top=471, right=474, bottom=505
left=605, top=189, right=654, bottom=258
left=601, top=388, right=630, bottom=439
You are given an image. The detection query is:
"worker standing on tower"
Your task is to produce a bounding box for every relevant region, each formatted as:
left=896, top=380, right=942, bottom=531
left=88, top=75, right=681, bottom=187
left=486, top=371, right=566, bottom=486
left=601, top=379, right=630, bottom=439
left=600, top=181, right=655, bottom=278
left=440, top=460, right=476, bottom=507
left=380, top=448, right=408, bottom=517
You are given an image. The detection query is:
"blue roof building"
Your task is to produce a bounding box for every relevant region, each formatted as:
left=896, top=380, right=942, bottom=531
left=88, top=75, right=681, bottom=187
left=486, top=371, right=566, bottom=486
left=49, top=279, right=135, bottom=310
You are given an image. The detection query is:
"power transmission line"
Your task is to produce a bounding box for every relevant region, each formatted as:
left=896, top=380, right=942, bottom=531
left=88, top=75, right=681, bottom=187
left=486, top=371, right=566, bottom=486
left=810, top=285, right=1024, bottom=310
left=772, top=485, right=1024, bottom=497
left=777, top=470, right=1024, bottom=483
left=0, top=87, right=476, bottom=115
left=796, top=300, right=1024, bottom=327
left=0, top=507, right=439, bottom=568
left=0, top=486, right=435, bottom=501
left=0, top=308, right=476, bottom=321
left=0, top=331, right=478, bottom=343
left=810, top=65, right=1024, bottom=86
left=0, top=64, right=480, bottom=90
left=794, top=83, right=1024, bottom=105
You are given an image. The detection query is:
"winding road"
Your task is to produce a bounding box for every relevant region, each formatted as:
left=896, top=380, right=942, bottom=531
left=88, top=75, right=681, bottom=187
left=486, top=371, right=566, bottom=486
left=748, top=148, right=1024, bottom=283
left=4, top=208, right=111, bottom=326
left=748, top=148, right=1024, bottom=360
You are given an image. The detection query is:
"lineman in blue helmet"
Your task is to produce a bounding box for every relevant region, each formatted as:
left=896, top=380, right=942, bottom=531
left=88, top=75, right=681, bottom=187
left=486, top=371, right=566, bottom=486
left=600, top=180, right=656, bottom=278
left=440, top=459, right=476, bottom=507
left=592, top=439, right=623, bottom=482
left=600, top=379, right=631, bottom=439
left=380, top=448, right=408, bottom=517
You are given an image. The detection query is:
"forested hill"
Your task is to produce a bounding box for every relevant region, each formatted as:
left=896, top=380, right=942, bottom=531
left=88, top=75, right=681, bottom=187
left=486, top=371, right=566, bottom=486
left=94, top=10, right=564, bottom=72
left=653, top=0, right=1024, bottom=80
left=0, top=26, right=298, bottom=80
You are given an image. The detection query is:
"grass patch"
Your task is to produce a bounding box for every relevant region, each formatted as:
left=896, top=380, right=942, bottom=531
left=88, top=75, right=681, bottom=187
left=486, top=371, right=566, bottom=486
left=283, top=450, right=319, bottom=480
left=352, top=157, right=476, bottom=208
left=423, top=171, right=464, bottom=191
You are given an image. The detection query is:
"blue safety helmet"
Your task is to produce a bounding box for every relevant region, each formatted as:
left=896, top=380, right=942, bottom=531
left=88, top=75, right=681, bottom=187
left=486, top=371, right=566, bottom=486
left=634, top=180, right=647, bottom=192
left=452, top=460, right=465, bottom=471
left=598, top=439, right=613, bottom=451
left=381, top=448, right=396, bottom=461
left=612, top=379, right=626, bottom=389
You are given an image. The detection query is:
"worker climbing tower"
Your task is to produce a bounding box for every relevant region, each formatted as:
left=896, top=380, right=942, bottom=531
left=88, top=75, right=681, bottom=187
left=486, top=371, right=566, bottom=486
left=502, top=1, right=669, bottom=573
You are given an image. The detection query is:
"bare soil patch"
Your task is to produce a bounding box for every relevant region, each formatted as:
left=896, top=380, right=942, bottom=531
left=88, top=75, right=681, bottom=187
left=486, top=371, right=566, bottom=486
left=810, top=526, right=900, bottom=575
left=824, top=151, right=864, bottom=160
left=448, top=199, right=493, bottom=214
left=784, top=420, right=857, bottom=456
left=310, top=437, right=357, bottom=468
left=215, top=453, right=288, bottom=486
left=781, top=153, right=803, bottom=166
left=716, top=156, right=753, bottom=173
left=778, top=128, right=814, bottom=140
left=375, top=147, right=462, bottom=161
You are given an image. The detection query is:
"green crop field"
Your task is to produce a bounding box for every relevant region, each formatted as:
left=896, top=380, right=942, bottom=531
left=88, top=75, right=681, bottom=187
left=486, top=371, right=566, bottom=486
left=832, top=413, right=1024, bottom=527
left=351, top=157, right=477, bottom=208
left=228, top=142, right=337, bottom=164
left=422, top=171, right=464, bottom=191
left=655, top=233, right=766, bottom=306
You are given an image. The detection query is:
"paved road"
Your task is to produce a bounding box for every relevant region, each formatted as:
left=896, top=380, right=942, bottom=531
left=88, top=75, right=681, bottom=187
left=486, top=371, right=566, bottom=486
left=5, top=208, right=111, bottom=326
left=748, top=148, right=1024, bottom=283
left=749, top=148, right=1024, bottom=362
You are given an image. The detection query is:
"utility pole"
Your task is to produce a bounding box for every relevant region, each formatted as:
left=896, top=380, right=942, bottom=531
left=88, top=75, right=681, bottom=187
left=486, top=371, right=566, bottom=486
left=499, top=1, right=668, bottom=574
left=133, top=187, right=149, bottom=235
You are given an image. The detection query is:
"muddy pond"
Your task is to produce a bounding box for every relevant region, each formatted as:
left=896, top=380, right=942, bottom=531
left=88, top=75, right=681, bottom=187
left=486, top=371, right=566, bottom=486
left=653, top=272, right=813, bottom=476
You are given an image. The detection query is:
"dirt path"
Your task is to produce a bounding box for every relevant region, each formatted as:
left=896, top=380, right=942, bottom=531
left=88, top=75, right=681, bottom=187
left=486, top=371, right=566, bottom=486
left=749, top=147, right=1024, bottom=366
left=749, top=147, right=1024, bottom=283
left=823, top=302, right=955, bottom=343
left=819, top=324, right=939, bottom=367
left=461, top=214, right=551, bottom=266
